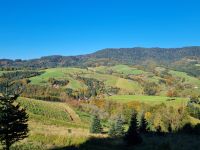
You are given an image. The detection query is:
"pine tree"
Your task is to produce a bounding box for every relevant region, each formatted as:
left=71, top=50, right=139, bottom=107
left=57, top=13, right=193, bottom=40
left=90, top=114, right=102, bottom=134
left=124, top=112, right=142, bottom=146
left=0, top=83, right=29, bottom=150
left=168, top=123, right=172, bottom=133
left=115, top=115, right=125, bottom=137
left=108, top=122, right=116, bottom=137
left=156, top=125, right=164, bottom=136
left=108, top=115, right=125, bottom=137
left=139, top=114, right=148, bottom=133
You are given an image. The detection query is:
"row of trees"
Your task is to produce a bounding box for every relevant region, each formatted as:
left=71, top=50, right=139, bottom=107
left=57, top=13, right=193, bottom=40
left=1, top=71, right=43, bottom=81
left=187, top=97, right=200, bottom=119
left=48, top=78, right=69, bottom=86
left=77, top=98, right=189, bottom=132
left=89, top=112, right=147, bottom=145
left=21, top=85, right=62, bottom=102
left=90, top=110, right=200, bottom=146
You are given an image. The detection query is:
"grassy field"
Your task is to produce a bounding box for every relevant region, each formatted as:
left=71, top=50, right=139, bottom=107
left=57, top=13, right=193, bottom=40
left=30, top=68, right=88, bottom=89
left=169, top=70, right=200, bottom=87
left=27, top=66, right=200, bottom=96
left=115, top=78, right=142, bottom=94
left=7, top=97, right=92, bottom=149
left=17, top=97, right=89, bottom=127
left=18, top=97, right=70, bottom=121
left=91, top=65, right=145, bottom=75
left=29, top=66, right=143, bottom=93
left=107, top=95, right=188, bottom=106
left=83, top=72, right=143, bottom=94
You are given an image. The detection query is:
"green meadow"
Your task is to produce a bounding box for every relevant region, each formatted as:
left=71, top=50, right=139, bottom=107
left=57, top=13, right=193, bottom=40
left=169, top=70, right=200, bottom=87
left=92, top=64, right=145, bottom=75
left=108, top=95, right=188, bottom=106
left=30, top=68, right=88, bottom=89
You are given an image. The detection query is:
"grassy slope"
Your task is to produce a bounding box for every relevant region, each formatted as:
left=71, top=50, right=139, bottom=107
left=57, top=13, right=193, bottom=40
left=92, top=65, right=145, bottom=75
left=30, top=66, right=144, bottom=94
left=30, top=68, right=88, bottom=90
left=28, top=65, right=200, bottom=96
left=111, top=65, right=145, bottom=75
left=169, top=70, right=200, bottom=96
left=12, top=97, right=91, bottom=149
left=17, top=97, right=88, bottom=127
left=86, top=64, right=146, bottom=93
left=84, top=72, right=143, bottom=94
left=8, top=97, right=200, bottom=150
left=169, top=70, right=200, bottom=87
left=108, top=95, right=188, bottom=106
left=115, top=78, right=142, bottom=94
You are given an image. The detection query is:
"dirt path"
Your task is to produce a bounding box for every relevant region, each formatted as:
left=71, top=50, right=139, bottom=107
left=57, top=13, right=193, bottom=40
left=63, top=104, right=81, bottom=123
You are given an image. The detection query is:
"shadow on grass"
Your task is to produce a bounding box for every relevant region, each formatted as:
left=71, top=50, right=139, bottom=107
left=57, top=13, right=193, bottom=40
left=50, top=146, right=78, bottom=150
left=50, top=123, right=200, bottom=150
left=50, top=137, right=130, bottom=150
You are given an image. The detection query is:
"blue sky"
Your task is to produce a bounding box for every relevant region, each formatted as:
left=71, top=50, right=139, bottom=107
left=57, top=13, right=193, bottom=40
left=0, top=0, right=200, bottom=59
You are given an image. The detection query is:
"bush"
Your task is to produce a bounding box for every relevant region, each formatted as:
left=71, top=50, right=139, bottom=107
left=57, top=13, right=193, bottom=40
left=143, top=82, right=158, bottom=95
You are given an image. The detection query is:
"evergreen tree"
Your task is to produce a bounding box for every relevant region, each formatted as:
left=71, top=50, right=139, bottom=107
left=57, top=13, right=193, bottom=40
left=115, top=115, right=125, bottom=137
left=90, top=114, right=102, bottom=134
left=139, top=114, right=148, bottom=133
left=0, top=83, right=29, bottom=150
left=156, top=125, right=164, bottom=136
left=108, top=115, right=125, bottom=137
left=108, top=122, right=116, bottom=137
left=124, top=112, right=142, bottom=146
left=168, top=123, right=172, bottom=133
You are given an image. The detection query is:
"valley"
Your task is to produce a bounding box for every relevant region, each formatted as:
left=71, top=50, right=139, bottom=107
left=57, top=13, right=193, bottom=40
left=0, top=61, right=200, bottom=149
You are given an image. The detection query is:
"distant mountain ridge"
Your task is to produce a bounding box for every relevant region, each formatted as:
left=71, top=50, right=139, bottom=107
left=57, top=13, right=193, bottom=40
left=1, top=46, right=200, bottom=68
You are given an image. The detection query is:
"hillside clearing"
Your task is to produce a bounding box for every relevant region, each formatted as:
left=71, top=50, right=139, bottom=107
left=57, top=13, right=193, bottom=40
left=108, top=95, right=188, bottom=106
left=17, top=97, right=86, bottom=127
left=91, top=65, right=145, bottom=75
left=29, top=68, right=88, bottom=89
left=169, top=70, right=200, bottom=87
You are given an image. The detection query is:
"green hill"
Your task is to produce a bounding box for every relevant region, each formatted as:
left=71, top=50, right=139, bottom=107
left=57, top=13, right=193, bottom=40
left=24, top=64, right=200, bottom=97
left=1, top=47, right=200, bottom=72
left=10, top=97, right=91, bottom=149
left=107, top=95, right=188, bottom=107
left=0, top=64, right=200, bottom=150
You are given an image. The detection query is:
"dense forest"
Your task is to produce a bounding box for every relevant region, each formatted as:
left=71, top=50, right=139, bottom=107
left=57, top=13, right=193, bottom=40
left=0, top=46, right=199, bottom=67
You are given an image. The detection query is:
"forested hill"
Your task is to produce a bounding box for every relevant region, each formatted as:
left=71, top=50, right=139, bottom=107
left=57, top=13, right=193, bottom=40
left=91, top=46, right=200, bottom=64
left=1, top=46, right=200, bottom=68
